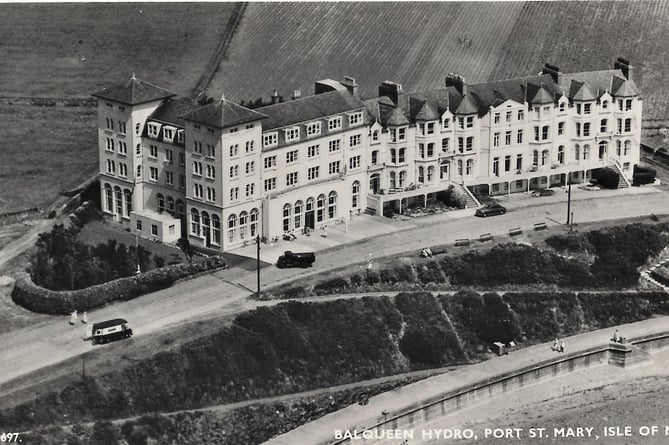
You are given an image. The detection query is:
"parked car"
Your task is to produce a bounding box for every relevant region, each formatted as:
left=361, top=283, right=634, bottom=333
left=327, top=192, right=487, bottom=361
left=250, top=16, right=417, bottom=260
left=578, top=184, right=600, bottom=191
left=475, top=203, right=507, bottom=217
left=87, top=318, right=133, bottom=345
left=276, top=251, right=316, bottom=268
left=531, top=188, right=555, bottom=197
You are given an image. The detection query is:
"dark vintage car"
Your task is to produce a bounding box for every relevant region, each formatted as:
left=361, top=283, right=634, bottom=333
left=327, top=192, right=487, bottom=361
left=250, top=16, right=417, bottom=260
left=87, top=318, right=133, bottom=345
left=531, top=188, right=556, bottom=197
left=475, top=203, right=507, bottom=217
left=276, top=251, right=316, bottom=268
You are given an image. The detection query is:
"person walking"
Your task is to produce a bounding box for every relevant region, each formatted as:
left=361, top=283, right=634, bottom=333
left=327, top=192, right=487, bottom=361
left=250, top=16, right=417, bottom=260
left=69, top=310, right=78, bottom=325
left=552, top=338, right=558, bottom=351
left=81, top=311, right=88, bottom=324
left=559, top=340, right=565, bottom=353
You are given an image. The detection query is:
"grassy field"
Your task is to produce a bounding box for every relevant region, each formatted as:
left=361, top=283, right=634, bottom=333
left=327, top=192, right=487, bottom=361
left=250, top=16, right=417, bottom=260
left=0, top=3, right=240, bottom=97
left=210, top=2, right=524, bottom=102
left=0, top=104, right=97, bottom=214
left=491, top=1, right=669, bottom=122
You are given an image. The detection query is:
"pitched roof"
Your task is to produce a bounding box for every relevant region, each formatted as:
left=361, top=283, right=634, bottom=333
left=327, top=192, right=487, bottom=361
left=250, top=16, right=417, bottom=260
left=560, top=69, right=630, bottom=99
left=92, top=76, right=176, bottom=105
left=257, top=90, right=366, bottom=131
left=611, top=76, right=640, bottom=97
left=410, top=98, right=440, bottom=121
left=180, top=99, right=267, bottom=129
left=569, top=80, right=597, bottom=101
left=385, top=106, right=410, bottom=126
left=454, top=93, right=479, bottom=115
left=527, top=83, right=555, bottom=105
left=149, top=97, right=199, bottom=127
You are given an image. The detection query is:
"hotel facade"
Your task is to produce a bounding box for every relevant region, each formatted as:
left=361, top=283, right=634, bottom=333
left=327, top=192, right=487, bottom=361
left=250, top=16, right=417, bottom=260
left=93, top=58, right=641, bottom=252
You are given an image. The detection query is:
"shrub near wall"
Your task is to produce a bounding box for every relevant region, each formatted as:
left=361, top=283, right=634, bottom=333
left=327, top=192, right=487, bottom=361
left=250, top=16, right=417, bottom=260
left=12, top=257, right=226, bottom=314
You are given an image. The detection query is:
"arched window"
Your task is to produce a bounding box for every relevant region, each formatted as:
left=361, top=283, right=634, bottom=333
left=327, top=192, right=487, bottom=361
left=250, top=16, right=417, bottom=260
left=372, top=130, right=379, bottom=141
left=114, top=186, right=122, bottom=215
left=598, top=141, right=608, bottom=160
left=418, top=166, right=425, bottom=183
left=250, top=208, right=259, bottom=237
left=212, top=215, right=221, bottom=245
left=104, top=184, right=113, bottom=213
left=201, top=211, right=211, bottom=245
left=239, top=211, right=248, bottom=239
left=167, top=196, right=175, bottom=213
left=283, top=204, right=292, bottom=232
left=157, top=193, right=165, bottom=212
left=294, top=200, right=303, bottom=228
left=328, top=191, right=337, bottom=219
left=466, top=159, right=474, bottom=175
left=228, top=214, right=237, bottom=242
left=352, top=181, right=360, bottom=209
left=190, top=208, right=200, bottom=236
left=371, top=150, right=378, bottom=165
left=316, top=194, right=326, bottom=223
left=124, top=189, right=132, bottom=216
left=399, top=170, right=406, bottom=187
left=136, top=165, right=142, bottom=178
left=306, top=197, right=314, bottom=212
left=389, top=171, right=396, bottom=189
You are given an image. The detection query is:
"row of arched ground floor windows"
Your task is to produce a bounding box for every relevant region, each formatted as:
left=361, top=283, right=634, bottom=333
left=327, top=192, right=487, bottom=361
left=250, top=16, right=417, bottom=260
left=190, top=208, right=259, bottom=246
left=103, top=184, right=132, bottom=218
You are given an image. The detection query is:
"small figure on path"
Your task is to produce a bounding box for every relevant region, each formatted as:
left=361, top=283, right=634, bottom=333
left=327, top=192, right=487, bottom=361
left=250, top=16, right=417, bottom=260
left=367, top=259, right=374, bottom=271
left=69, top=310, right=78, bottom=325
left=81, top=311, right=88, bottom=324
left=559, top=340, right=565, bottom=353
left=552, top=338, right=558, bottom=351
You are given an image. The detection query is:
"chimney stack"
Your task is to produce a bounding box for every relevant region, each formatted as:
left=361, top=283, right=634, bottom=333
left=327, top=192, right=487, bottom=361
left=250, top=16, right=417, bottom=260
left=271, top=89, right=279, bottom=105
left=542, top=63, right=561, bottom=84
left=378, top=80, right=403, bottom=106
left=292, top=90, right=301, bottom=100
left=445, top=73, right=467, bottom=96
left=614, top=57, right=633, bottom=80
left=341, top=76, right=359, bottom=97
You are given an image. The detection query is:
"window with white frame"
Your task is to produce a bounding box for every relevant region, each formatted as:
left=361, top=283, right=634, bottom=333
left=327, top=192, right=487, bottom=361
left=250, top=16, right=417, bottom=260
left=193, top=183, right=203, bottom=199
left=466, top=137, right=473, bottom=151
left=443, top=118, right=450, bottom=130
left=466, top=116, right=474, bottom=128
left=229, top=165, right=239, bottom=178
left=600, top=119, right=608, bottom=133
left=165, top=149, right=173, bottom=163
left=205, top=165, right=215, bottom=179
left=118, top=141, right=127, bottom=155
left=285, top=127, right=300, bottom=142
left=136, top=165, right=142, bottom=178
left=329, top=161, right=341, bottom=175
left=328, top=117, right=342, bottom=131
left=193, top=141, right=202, bottom=154
left=307, top=145, right=319, bottom=158
left=308, top=166, right=319, bottom=180
left=147, top=122, right=160, bottom=138
left=106, top=118, right=114, bottom=131
left=106, top=159, right=115, bottom=174
left=245, top=140, right=254, bottom=153
left=135, top=123, right=142, bottom=135
left=149, top=166, right=158, bottom=181
left=601, top=100, right=609, bottom=110
left=118, top=121, right=126, bottom=134
left=442, top=138, right=449, bottom=152
left=166, top=171, right=173, bottom=185
left=136, top=144, right=141, bottom=155
left=245, top=161, right=254, bottom=174
left=246, top=183, right=255, bottom=197
left=426, top=122, right=435, bottom=135
left=517, top=110, right=524, bottom=121
left=505, top=131, right=512, bottom=146
left=517, top=129, right=523, bottom=144
left=163, top=127, right=175, bottom=142
left=177, top=130, right=184, bottom=144
left=192, top=161, right=202, bottom=176
left=264, top=155, right=277, bottom=169
left=583, top=103, right=591, bottom=115
left=493, top=132, right=500, bottom=147
left=286, top=150, right=298, bottom=164
left=229, top=144, right=238, bottom=157
left=179, top=152, right=185, bottom=166
left=349, top=155, right=361, bottom=170
left=506, top=111, right=512, bottom=123
left=286, top=172, right=298, bottom=186
left=542, top=126, right=549, bottom=140
left=494, top=113, right=500, bottom=124
left=306, top=122, right=321, bottom=137
left=228, top=187, right=237, bottom=201
left=583, top=122, right=591, bottom=137
left=558, top=121, right=565, bottom=136
left=105, top=138, right=114, bottom=152
left=329, top=139, right=341, bottom=152
left=348, top=111, right=363, bottom=126
left=206, top=144, right=215, bottom=158
left=263, top=133, right=278, bottom=147
left=149, top=145, right=158, bottom=158
left=349, top=134, right=361, bottom=147
left=264, top=177, right=276, bottom=191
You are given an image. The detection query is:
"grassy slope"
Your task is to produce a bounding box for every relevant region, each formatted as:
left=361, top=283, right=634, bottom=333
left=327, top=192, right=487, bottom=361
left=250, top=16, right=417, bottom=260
left=0, top=3, right=239, bottom=97
left=491, top=1, right=669, bottom=122
left=210, top=2, right=524, bottom=101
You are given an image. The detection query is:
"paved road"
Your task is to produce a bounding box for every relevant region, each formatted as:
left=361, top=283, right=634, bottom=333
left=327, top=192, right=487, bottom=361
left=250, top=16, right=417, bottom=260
left=1, top=190, right=668, bottom=388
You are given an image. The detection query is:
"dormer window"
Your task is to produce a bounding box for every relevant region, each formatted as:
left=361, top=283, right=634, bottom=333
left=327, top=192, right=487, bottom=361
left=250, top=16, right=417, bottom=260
left=328, top=117, right=342, bottom=131
left=348, top=111, right=363, bottom=126
left=263, top=132, right=278, bottom=148
left=147, top=122, right=161, bottom=139
left=306, top=121, right=321, bottom=137
left=177, top=130, right=185, bottom=144
left=601, top=100, right=609, bottom=110
left=443, top=118, right=450, bottom=129
left=285, top=127, right=300, bottom=142
left=559, top=102, right=566, bottom=112
left=162, top=126, right=176, bottom=143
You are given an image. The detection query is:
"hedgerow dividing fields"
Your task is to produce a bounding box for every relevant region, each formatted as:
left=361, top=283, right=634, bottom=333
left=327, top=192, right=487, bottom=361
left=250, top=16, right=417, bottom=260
left=491, top=1, right=669, bottom=122
left=0, top=3, right=240, bottom=97
left=210, top=2, right=524, bottom=102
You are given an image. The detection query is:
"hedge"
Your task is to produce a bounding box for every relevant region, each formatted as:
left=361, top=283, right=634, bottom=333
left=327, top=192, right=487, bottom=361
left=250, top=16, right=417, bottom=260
left=12, top=257, right=226, bottom=315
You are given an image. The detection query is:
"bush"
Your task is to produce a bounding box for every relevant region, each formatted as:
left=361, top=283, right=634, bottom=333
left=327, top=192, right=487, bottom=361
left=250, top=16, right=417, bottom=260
left=591, top=167, right=619, bottom=189
left=12, top=256, right=226, bottom=314
left=633, top=165, right=656, bottom=185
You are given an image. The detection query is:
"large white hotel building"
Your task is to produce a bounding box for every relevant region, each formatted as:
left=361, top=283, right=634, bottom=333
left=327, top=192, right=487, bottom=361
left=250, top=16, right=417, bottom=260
left=94, top=58, right=641, bottom=252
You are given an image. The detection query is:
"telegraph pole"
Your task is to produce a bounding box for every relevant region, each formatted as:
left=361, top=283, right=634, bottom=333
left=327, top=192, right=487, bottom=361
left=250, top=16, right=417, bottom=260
left=256, top=233, right=261, bottom=297
left=566, top=178, right=572, bottom=226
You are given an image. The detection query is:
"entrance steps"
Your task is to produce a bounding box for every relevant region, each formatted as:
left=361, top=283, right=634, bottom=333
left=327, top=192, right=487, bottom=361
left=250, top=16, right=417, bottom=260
left=363, top=207, right=376, bottom=216
left=611, top=161, right=631, bottom=188
left=459, top=184, right=481, bottom=208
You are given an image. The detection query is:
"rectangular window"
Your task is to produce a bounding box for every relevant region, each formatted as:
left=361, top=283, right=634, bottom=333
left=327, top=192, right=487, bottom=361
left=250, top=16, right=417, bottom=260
left=136, top=220, right=142, bottom=231
left=151, top=225, right=158, bottom=236
left=329, top=161, right=341, bottom=175
left=149, top=167, right=158, bottom=181
left=285, top=127, right=300, bottom=142
left=558, top=122, right=565, bottom=136
left=517, top=129, right=523, bottom=144
left=106, top=118, right=114, bottom=131
left=493, top=132, right=500, bottom=147
left=179, top=152, right=185, bottom=166
left=246, top=183, right=255, bottom=197
left=576, top=122, right=581, bottom=138
left=517, top=110, right=524, bottom=121
left=328, top=117, right=342, bottom=131
left=206, top=144, right=215, bottom=158
left=625, top=99, right=633, bottom=111
left=349, top=155, right=361, bottom=170
left=466, top=116, right=474, bottom=128
left=600, top=119, right=608, bottom=133
left=398, top=127, right=406, bottom=140
left=179, top=175, right=185, bottom=189
left=118, top=141, right=127, bottom=155
left=208, top=187, right=217, bottom=202
left=166, top=171, right=173, bottom=185
left=118, top=121, right=126, bottom=134
left=516, top=154, right=522, bottom=171
left=348, top=111, right=363, bottom=126
left=505, top=131, right=512, bottom=146
left=583, top=123, right=591, bottom=137
left=307, top=145, right=319, bottom=158
left=308, top=166, right=320, bottom=180
left=149, top=145, right=157, bottom=158
left=442, top=138, right=449, bottom=152
left=147, top=123, right=160, bottom=138
left=494, top=113, right=500, bottom=124
left=286, top=150, right=298, bottom=164
left=349, top=134, right=362, bottom=147
left=245, top=140, right=254, bottom=153
left=458, top=117, right=465, bottom=130
left=245, top=161, right=255, bottom=174
left=193, top=141, right=202, bottom=154
left=228, top=187, right=236, bottom=201
left=426, top=122, right=435, bottom=135
left=229, top=165, right=239, bottom=178
left=264, top=177, right=276, bottom=191
left=263, top=133, right=278, bottom=147
left=306, top=122, right=321, bottom=137
left=193, top=184, right=203, bottom=199
left=506, top=111, right=512, bottom=123
left=493, top=157, right=499, bottom=176
left=624, top=118, right=632, bottom=132
left=504, top=155, right=511, bottom=172
left=229, top=144, right=238, bottom=157
left=458, top=137, right=464, bottom=153
left=534, top=127, right=539, bottom=142
left=443, top=118, right=450, bottom=129
left=542, top=126, right=549, bottom=140
left=466, top=137, right=473, bottom=151
left=584, top=103, right=591, bottom=114
left=165, top=149, right=173, bottom=163
left=192, top=161, right=202, bottom=176
left=264, top=156, right=277, bottom=169
left=329, top=139, right=341, bottom=152
left=286, top=172, right=298, bottom=186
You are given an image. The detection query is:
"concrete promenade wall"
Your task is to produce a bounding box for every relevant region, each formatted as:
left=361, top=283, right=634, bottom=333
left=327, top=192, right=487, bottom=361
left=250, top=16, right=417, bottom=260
left=264, top=319, right=669, bottom=445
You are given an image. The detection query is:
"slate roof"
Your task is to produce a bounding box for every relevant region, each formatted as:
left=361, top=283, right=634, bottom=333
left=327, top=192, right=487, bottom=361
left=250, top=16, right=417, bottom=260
left=149, top=97, right=199, bottom=127
left=92, top=76, right=176, bottom=105
left=180, top=99, right=267, bottom=129
left=559, top=69, right=638, bottom=99
left=611, top=76, right=640, bottom=97
left=527, top=83, right=555, bottom=105
left=569, top=80, right=597, bottom=101
left=256, top=90, right=366, bottom=131
left=410, top=98, right=440, bottom=121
